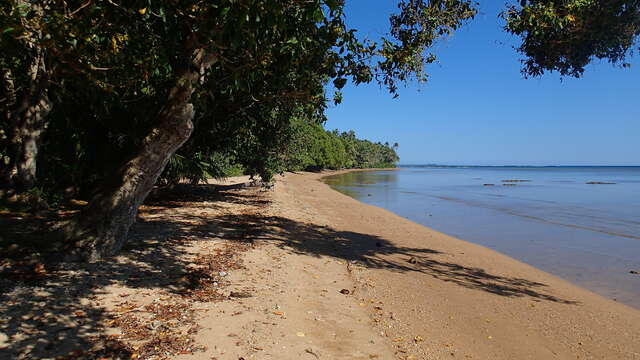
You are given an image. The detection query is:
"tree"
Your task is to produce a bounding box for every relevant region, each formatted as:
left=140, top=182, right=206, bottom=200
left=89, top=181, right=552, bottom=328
left=2, top=0, right=638, bottom=260
left=0, top=1, right=55, bottom=196
left=53, top=0, right=482, bottom=260
left=504, top=0, right=640, bottom=77
left=0, top=0, right=165, bottom=197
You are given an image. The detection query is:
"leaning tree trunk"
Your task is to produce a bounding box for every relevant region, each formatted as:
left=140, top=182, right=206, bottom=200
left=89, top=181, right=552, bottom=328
left=63, top=49, right=218, bottom=261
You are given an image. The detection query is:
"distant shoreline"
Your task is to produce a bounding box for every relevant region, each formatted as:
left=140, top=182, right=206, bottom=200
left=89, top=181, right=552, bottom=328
left=398, top=164, right=640, bottom=168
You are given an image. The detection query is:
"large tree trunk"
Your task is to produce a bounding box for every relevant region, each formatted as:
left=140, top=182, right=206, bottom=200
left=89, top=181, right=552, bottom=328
left=1, top=0, right=52, bottom=198
left=63, top=49, right=218, bottom=261
left=0, top=59, right=52, bottom=197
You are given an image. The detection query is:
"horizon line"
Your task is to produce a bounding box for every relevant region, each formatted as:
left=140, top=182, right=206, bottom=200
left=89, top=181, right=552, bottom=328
left=397, top=164, right=640, bottom=167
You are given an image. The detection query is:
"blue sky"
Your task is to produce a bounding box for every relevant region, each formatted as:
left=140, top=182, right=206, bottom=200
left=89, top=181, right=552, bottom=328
left=324, top=2, right=640, bottom=166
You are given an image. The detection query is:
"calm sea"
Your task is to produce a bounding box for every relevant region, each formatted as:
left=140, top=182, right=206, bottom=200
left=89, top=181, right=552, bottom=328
left=324, top=166, right=640, bottom=309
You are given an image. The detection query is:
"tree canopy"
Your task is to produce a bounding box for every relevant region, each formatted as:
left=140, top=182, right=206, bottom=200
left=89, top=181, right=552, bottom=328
left=504, top=0, right=640, bottom=77
left=1, top=0, right=638, bottom=259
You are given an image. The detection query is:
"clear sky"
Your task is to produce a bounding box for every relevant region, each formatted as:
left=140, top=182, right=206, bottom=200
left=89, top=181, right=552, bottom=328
left=324, top=2, right=640, bottom=166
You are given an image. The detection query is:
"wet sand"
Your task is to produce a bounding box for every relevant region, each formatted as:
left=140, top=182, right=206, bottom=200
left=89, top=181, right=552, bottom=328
left=322, top=167, right=640, bottom=308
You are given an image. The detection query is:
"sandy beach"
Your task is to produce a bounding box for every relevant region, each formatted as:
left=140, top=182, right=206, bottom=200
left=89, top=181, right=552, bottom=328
left=271, top=170, right=640, bottom=359
left=2, top=170, right=639, bottom=359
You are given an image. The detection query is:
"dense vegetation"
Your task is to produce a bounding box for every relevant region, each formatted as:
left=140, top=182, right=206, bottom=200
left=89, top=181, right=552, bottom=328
left=161, top=120, right=400, bottom=185
left=284, top=120, right=399, bottom=171
left=1, top=0, right=638, bottom=260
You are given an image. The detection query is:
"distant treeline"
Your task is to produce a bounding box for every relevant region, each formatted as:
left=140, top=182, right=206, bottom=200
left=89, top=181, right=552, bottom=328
left=161, top=117, right=400, bottom=185
left=284, top=119, right=399, bottom=172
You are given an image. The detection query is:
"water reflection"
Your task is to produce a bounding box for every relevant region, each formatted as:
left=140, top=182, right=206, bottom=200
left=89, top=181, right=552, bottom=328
left=324, top=171, right=398, bottom=188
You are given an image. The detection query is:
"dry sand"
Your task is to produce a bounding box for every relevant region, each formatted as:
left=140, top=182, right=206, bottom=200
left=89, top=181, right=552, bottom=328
left=1, top=170, right=639, bottom=359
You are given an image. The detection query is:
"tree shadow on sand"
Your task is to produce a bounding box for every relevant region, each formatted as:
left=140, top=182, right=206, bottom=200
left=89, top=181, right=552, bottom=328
left=0, top=183, right=577, bottom=358
left=0, top=184, right=263, bottom=359
left=207, top=212, right=579, bottom=305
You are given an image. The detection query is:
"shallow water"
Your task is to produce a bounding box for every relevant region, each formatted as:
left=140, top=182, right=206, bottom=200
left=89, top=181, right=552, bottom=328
left=324, top=166, right=640, bottom=309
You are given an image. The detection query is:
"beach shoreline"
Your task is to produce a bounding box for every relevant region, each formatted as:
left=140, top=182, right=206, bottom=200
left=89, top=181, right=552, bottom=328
left=318, top=166, right=640, bottom=309
left=274, top=169, right=640, bottom=359
left=2, top=169, right=639, bottom=359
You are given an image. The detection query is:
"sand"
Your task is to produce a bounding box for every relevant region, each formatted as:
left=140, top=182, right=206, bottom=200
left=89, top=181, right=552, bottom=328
left=267, top=170, right=640, bottom=360
left=1, top=170, right=639, bottom=359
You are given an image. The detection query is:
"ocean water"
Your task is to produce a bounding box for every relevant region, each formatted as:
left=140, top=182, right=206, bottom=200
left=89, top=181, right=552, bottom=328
left=323, top=166, right=640, bottom=309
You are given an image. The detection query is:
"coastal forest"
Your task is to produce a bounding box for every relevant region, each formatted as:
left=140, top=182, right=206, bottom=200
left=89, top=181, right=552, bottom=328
left=163, top=119, right=400, bottom=187
left=1, top=0, right=639, bottom=261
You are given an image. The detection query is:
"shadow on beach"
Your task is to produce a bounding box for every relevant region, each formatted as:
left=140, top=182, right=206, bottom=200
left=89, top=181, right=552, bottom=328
left=0, top=183, right=576, bottom=358
left=0, top=184, right=262, bottom=359
left=145, top=184, right=578, bottom=305
left=206, top=212, right=579, bottom=305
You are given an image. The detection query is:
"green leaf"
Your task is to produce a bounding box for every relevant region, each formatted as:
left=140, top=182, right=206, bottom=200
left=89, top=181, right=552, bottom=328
left=325, top=0, right=339, bottom=12
left=314, top=8, right=324, bottom=22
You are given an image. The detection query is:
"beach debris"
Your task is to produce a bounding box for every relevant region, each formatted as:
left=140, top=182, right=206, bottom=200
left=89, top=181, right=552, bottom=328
left=92, top=299, right=206, bottom=359
left=229, top=290, right=252, bottom=298
left=177, top=242, right=247, bottom=302
left=339, top=288, right=350, bottom=295
left=408, top=257, right=418, bottom=264
left=586, top=181, right=616, bottom=184
left=483, top=184, right=494, bottom=186
left=296, top=332, right=306, bottom=337
left=305, top=348, right=320, bottom=359
left=414, top=335, right=424, bottom=343
left=630, top=270, right=640, bottom=275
